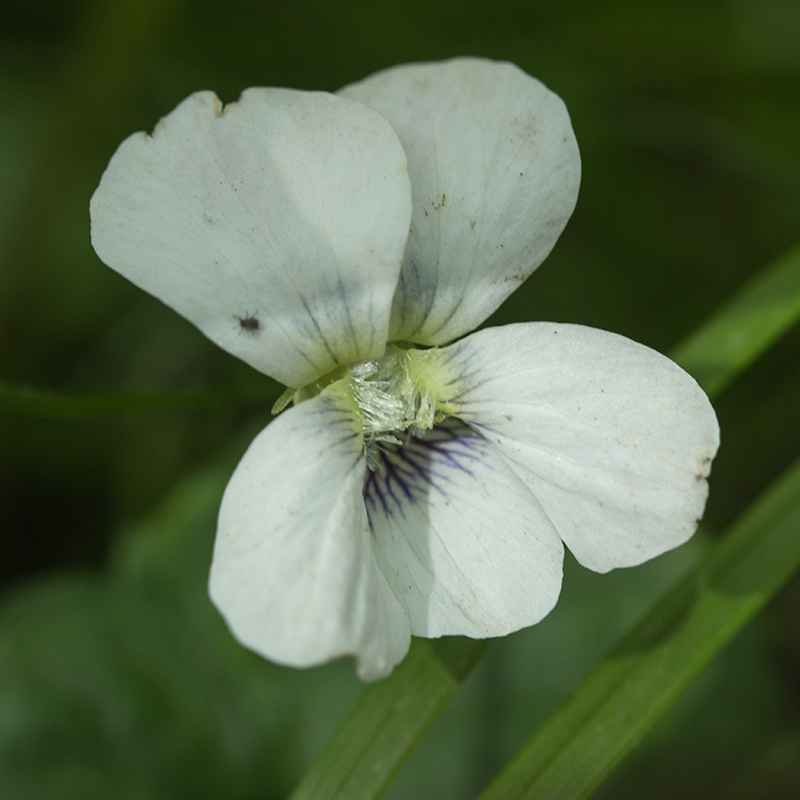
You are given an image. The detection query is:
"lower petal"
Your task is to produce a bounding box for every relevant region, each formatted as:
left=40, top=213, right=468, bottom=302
left=209, top=389, right=410, bottom=681
left=446, top=323, right=721, bottom=573
left=365, top=420, right=564, bottom=639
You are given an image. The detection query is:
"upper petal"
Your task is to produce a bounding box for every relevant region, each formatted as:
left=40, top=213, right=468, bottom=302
left=209, top=388, right=411, bottom=681
left=339, top=58, right=581, bottom=345
left=365, top=420, right=564, bottom=638
left=90, top=89, right=412, bottom=388
left=445, top=323, right=720, bottom=572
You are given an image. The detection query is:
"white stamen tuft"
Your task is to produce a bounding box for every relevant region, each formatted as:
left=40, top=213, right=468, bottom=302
left=346, top=345, right=453, bottom=469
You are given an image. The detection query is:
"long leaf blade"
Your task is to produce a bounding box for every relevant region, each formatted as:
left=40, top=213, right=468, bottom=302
left=671, top=244, right=800, bottom=395
left=0, top=380, right=276, bottom=420
left=478, top=455, right=800, bottom=800
left=289, top=638, right=487, bottom=800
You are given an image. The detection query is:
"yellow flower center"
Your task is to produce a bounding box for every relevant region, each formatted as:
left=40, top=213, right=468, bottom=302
left=287, top=344, right=456, bottom=468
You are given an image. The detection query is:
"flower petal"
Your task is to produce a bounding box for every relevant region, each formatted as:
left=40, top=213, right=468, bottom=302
left=209, top=389, right=410, bottom=681
left=364, top=420, right=564, bottom=639
left=445, top=324, right=721, bottom=573
left=340, top=57, right=581, bottom=345
left=91, top=89, right=412, bottom=388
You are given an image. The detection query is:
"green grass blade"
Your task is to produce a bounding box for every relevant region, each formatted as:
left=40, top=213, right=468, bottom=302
left=671, top=244, right=800, bottom=395
left=289, top=637, right=487, bottom=800
left=0, top=380, right=277, bottom=420
left=478, top=454, right=800, bottom=800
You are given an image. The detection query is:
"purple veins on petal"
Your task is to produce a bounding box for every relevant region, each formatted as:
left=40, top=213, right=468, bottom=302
left=363, top=420, right=486, bottom=527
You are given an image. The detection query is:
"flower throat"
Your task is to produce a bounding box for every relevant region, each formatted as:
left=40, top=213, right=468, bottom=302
left=287, top=345, right=456, bottom=469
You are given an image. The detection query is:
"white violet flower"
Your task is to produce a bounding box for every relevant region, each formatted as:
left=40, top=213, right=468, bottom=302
left=90, top=57, right=720, bottom=681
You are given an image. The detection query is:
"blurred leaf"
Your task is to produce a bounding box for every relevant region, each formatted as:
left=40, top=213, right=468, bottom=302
left=109, top=463, right=228, bottom=597
left=289, top=637, right=487, bottom=800
left=477, top=453, right=800, bottom=800
left=672, top=244, right=800, bottom=397
left=0, top=578, right=285, bottom=800
left=0, top=379, right=278, bottom=420
left=0, top=467, right=303, bottom=800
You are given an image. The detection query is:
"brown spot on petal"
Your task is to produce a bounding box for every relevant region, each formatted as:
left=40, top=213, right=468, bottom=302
left=431, top=193, right=447, bottom=210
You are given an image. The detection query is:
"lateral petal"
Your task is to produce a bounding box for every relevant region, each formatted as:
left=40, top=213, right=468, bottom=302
left=340, top=57, right=580, bottom=345
left=446, top=324, right=720, bottom=572
left=365, top=420, right=564, bottom=638
left=209, top=389, right=411, bottom=681
left=91, top=89, right=412, bottom=387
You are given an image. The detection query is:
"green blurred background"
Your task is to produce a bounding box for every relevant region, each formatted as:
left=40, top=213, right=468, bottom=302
left=1, top=0, right=799, bottom=798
